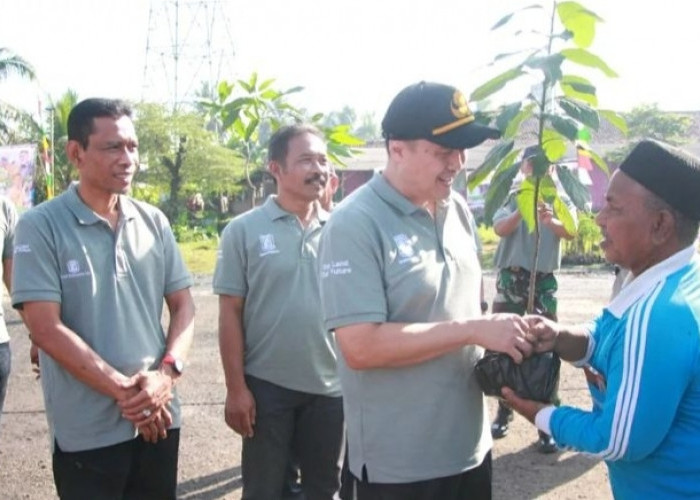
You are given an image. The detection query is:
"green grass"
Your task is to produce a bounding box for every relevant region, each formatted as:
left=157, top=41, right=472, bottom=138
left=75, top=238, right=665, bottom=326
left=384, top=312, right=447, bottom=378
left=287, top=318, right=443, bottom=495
left=178, top=239, right=219, bottom=275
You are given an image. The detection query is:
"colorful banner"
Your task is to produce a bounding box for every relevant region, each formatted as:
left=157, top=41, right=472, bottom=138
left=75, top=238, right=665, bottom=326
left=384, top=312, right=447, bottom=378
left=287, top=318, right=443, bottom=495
left=0, top=143, right=37, bottom=210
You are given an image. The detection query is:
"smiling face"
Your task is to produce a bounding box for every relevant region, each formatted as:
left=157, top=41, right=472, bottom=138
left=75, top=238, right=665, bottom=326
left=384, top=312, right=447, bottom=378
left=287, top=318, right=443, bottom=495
left=387, top=139, right=466, bottom=208
left=270, top=131, right=329, bottom=203
left=67, top=115, right=139, bottom=196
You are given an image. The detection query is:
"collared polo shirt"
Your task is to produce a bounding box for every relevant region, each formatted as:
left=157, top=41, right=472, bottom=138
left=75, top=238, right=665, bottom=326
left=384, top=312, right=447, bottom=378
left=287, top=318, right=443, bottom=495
left=493, top=195, right=577, bottom=273
left=319, top=173, right=490, bottom=483
left=12, top=184, right=192, bottom=452
left=213, top=196, right=340, bottom=396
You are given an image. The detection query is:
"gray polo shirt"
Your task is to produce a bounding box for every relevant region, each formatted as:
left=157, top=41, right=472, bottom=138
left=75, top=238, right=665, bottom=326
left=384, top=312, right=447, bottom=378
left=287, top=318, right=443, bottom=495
left=12, top=184, right=192, bottom=452
left=213, top=196, right=340, bottom=396
left=0, top=197, right=16, bottom=344
left=319, top=173, right=491, bottom=483
left=493, top=195, right=577, bottom=273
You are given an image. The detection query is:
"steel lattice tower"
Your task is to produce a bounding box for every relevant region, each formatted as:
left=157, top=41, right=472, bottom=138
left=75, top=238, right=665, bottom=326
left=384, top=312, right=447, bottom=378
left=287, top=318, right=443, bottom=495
left=142, top=0, right=236, bottom=110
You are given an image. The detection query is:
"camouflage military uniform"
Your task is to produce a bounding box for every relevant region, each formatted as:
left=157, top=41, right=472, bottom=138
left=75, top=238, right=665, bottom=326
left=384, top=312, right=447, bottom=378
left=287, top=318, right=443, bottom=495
left=492, top=266, right=558, bottom=320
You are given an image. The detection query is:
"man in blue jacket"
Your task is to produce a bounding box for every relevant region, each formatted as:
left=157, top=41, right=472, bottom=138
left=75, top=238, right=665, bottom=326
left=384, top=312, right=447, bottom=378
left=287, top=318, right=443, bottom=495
left=504, top=139, right=700, bottom=498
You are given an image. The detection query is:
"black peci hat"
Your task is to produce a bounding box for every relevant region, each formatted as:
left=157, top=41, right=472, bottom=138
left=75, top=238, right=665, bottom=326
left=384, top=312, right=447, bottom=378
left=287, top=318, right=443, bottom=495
left=619, top=139, right=700, bottom=221
left=381, top=81, right=501, bottom=149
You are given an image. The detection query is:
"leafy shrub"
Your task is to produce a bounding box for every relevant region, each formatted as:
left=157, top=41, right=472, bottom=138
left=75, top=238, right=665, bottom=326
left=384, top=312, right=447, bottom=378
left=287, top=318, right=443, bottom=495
left=172, top=211, right=219, bottom=243
left=477, top=224, right=499, bottom=245
left=562, top=212, right=604, bottom=264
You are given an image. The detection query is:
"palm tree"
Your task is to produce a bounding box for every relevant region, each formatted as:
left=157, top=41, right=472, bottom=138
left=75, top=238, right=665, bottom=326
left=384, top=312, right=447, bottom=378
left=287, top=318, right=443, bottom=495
left=49, top=89, right=79, bottom=190
left=0, top=47, right=37, bottom=143
left=0, top=47, right=36, bottom=81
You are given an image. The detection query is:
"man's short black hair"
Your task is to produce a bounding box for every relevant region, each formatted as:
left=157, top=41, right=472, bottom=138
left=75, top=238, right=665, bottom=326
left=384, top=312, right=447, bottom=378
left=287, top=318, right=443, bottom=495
left=267, top=124, right=323, bottom=166
left=67, top=98, right=133, bottom=149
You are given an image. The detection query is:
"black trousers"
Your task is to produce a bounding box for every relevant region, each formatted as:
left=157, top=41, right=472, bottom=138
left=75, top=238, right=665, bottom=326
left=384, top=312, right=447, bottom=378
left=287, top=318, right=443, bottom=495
left=241, top=375, right=344, bottom=500
left=52, top=429, right=180, bottom=500
left=346, top=451, right=492, bottom=500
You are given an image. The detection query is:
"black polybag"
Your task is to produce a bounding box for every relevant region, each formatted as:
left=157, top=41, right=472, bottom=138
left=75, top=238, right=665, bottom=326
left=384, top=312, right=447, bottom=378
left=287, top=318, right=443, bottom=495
left=474, top=351, right=560, bottom=403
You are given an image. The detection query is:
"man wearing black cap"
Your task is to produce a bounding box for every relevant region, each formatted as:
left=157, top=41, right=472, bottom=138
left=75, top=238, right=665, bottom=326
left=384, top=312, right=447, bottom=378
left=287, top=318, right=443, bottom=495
left=319, top=81, right=536, bottom=499
left=490, top=145, right=577, bottom=453
left=503, top=139, right=700, bottom=498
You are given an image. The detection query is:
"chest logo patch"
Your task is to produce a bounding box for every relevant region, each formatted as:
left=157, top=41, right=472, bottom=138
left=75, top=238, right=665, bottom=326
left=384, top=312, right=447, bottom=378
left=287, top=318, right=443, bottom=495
left=61, top=259, right=91, bottom=280
left=259, top=234, right=280, bottom=257
left=393, top=233, right=419, bottom=264
left=67, top=259, right=80, bottom=274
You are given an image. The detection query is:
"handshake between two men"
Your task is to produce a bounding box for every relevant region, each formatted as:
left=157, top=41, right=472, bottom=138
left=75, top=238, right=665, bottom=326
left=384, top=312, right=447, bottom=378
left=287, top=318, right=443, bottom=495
left=474, top=313, right=580, bottom=429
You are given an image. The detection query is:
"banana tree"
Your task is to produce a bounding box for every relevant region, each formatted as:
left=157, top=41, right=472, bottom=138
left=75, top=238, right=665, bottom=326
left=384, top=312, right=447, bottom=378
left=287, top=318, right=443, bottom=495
left=199, top=72, right=363, bottom=208
left=467, top=1, right=627, bottom=313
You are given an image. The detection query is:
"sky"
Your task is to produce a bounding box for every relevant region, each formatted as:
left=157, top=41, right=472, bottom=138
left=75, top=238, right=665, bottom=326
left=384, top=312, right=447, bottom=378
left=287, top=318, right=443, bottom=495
left=1, top=0, right=700, bottom=122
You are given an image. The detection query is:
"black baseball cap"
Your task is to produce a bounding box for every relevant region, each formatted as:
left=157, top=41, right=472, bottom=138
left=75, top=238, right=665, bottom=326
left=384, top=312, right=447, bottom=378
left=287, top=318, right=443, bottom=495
left=381, top=81, right=501, bottom=149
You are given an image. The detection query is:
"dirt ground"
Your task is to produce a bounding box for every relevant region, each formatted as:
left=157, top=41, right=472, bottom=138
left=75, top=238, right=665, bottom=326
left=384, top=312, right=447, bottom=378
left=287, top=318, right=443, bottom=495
left=0, top=269, right=615, bottom=499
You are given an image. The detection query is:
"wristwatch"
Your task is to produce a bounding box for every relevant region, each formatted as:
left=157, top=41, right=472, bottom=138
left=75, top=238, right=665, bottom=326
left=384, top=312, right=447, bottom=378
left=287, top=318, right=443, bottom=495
left=161, top=353, right=185, bottom=376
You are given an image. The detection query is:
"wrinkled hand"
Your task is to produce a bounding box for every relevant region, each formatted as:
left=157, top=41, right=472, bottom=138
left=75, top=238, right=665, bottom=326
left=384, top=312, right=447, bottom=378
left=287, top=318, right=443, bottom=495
left=224, top=386, right=256, bottom=438
left=138, top=405, right=173, bottom=443
left=118, top=370, right=174, bottom=426
left=524, top=315, right=559, bottom=353
left=501, top=387, right=547, bottom=424
left=478, top=313, right=533, bottom=363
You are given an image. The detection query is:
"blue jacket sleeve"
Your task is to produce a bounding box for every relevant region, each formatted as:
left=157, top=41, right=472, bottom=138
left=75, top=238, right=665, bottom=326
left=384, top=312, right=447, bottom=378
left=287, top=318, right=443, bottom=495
left=550, top=282, right=698, bottom=461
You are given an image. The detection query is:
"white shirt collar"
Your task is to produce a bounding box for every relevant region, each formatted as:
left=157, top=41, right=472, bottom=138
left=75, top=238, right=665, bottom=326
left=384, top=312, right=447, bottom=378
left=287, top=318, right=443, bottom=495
left=607, top=245, right=697, bottom=318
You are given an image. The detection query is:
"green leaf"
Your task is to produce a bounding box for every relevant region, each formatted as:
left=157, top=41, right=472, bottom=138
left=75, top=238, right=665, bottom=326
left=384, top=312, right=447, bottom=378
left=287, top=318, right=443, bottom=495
left=217, top=80, right=234, bottom=102
left=558, top=97, right=600, bottom=131
left=329, top=130, right=365, bottom=147
left=491, top=4, right=543, bottom=30
left=467, top=140, right=515, bottom=189
left=496, top=103, right=521, bottom=133
left=539, top=174, right=559, bottom=201
left=232, top=118, right=246, bottom=138
left=542, top=129, right=567, bottom=162
left=248, top=72, right=259, bottom=89
left=599, top=109, right=628, bottom=136
left=504, top=103, right=536, bottom=139
left=557, top=1, right=603, bottom=49
left=493, top=50, right=530, bottom=63
left=525, top=53, right=565, bottom=83
left=237, top=78, right=253, bottom=93
left=552, top=194, right=578, bottom=234
left=259, top=78, right=276, bottom=91
left=556, top=164, right=591, bottom=210
left=560, top=74, right=598, bottom=106
left=483, top=160, right=521, bottom=225
left=221, top=107, right=241, bottom=130
left=260, top=89, right=280, bottom=100
left=244, top=117, right=259, bottom=142
left=470, top=67, right=525, bottom=102
left=588, top=148, right=609, bottom=175
left=282, top=86, right=305, bottom=96
left=561, top=48, right=618, bottom=77
left=547, top=113, right=580, bottom=141
left=516, top=177, right=537, bottom=232
left=491, top=12, right=515, bottom=30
